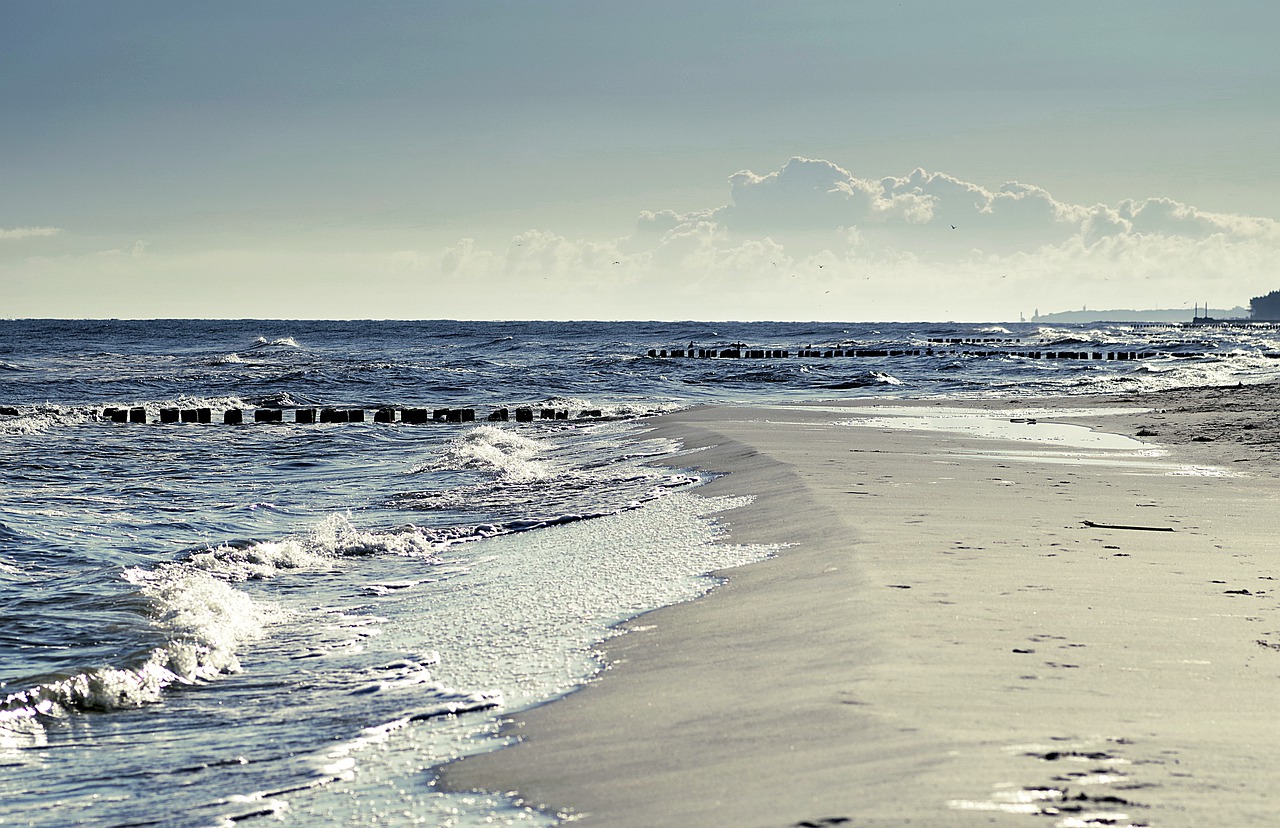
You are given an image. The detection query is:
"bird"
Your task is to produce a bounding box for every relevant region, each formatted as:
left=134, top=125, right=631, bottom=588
left=950, top=224, right=957, bottom=230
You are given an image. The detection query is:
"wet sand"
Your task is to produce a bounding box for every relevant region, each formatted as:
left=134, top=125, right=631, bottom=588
left=442, top=384, right=1280, bottom=826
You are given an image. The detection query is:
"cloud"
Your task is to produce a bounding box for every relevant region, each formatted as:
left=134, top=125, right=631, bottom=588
left=717, top=157, right=936, bottom=235
left=557, top=156, right=1280, bottom=318
left=1115, top=197, right=1279, bottom=240
left=377, top=159, right=1280, bottom=319
left=6, top=158, right=1279, bottom=321
left=0, top=226, right=61, bottom=240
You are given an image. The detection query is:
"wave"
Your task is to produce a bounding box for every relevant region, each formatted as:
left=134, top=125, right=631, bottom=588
left=0, top=408, right=94, bottom=436
left=824, top=370, right=904, bottom=389
left=182, top=514, right=443, bottom=582
left=536, top=395, right=679, bottom=418
left=250, top=336, right=302, bottom=349
left=0, top=513, right=459, bottom=746
left=252, top=391, right=304, bottom=408
left=420, top=425, right=552, bottom=483
left=153, top=394, right=249, bottom=411
left=0, top=566, right=271, bottom=743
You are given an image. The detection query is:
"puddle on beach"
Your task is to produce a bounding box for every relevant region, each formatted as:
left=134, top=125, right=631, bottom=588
left=829, top=406, right=1149, bottom=451
left=762, top=404, right=1231, bottom=475
left=945, top=448, right=1232, bottom=476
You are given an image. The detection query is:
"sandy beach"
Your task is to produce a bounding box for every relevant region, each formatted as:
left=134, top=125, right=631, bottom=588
left=442, top=384, right=1280, bottom=826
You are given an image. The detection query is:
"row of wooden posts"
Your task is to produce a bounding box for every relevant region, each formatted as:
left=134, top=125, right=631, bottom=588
left=647, top=347, right=1163, bottom=361
left=85, top=406, right=604, bottom=425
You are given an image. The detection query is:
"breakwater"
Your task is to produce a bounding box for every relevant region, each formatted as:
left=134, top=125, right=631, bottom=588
left=648, top=341, right=1160, bottom=360
left=646, top=339, right=1280, bottom=361
left=0, top=406, right=607, bottom=425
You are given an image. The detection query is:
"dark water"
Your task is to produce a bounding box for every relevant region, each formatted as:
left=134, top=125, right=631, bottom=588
left=1, top=318, right=1276, bottom=826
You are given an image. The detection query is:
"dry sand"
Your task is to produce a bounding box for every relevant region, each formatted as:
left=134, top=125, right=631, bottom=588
left=442, top=384, right=1280, bottom=826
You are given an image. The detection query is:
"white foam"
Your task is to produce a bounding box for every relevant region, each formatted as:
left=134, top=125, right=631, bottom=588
left=124, top=566, right=270, bottom=678
left=407, top=491, right=774, bottom=706
left=185, top=514, right=443, bottom=581
left=1, top=566, right=273, bottom=733
left=0, top=409, right=91, bottom=436
left=431, top=425, right=553, bottom=483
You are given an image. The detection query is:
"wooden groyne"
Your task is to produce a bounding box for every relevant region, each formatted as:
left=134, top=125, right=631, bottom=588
left=0, top=406, right=608, bottom=426
left=648, top=345, right=1165, bottom=361
left=646, top=343, right=1280, bottom=361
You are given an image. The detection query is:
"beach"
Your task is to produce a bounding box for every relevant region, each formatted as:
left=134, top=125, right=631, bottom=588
left=442, top=384, right=1280, bottom=826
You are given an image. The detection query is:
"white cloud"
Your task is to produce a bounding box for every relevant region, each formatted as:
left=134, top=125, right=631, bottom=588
left=553, top=157, right=1280, bottom=318
left=374, top=160, right=1280, bottom=319
left=0, top=226, right=61, bottom=240
left=6, top=158, right=1279, bottom=321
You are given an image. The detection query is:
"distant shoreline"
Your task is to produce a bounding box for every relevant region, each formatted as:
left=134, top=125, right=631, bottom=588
left=1032, top=307, right=1247, bottom=323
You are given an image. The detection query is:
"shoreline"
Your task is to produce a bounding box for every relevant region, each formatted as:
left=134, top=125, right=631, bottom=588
left=441, top=384, right=1280, bottom=826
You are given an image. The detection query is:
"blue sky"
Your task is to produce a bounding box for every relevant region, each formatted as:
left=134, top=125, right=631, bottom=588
left=3, top=1, right=1278, bottom=320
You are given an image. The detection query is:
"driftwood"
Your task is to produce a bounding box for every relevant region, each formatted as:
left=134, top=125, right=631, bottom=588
left=1082, top=520, right=1174, bottom=532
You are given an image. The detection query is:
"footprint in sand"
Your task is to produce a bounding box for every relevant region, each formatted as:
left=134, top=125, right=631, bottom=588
left=950, top=739, right=1151, bottom=826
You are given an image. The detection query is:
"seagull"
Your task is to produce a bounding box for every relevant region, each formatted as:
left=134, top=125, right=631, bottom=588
left=950, top=224, right=957, bottom=230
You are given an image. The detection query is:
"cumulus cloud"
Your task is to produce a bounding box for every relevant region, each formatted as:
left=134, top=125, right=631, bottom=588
left=717, top=157, right=936, bottom=235
left=8, top=158, right=1278, bottom=321
left=383, top=157, right=1280, bottom=320
left=0, top=226, right=61, bottom=240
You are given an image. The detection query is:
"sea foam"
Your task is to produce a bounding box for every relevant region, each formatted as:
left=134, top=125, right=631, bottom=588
left=1, top=565, right=271, bottom=739
left=184, top=514, right=444, bottom=582
left=427, top=425, right=553, bottom=483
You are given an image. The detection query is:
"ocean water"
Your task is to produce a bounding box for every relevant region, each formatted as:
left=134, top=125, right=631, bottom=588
left=2, top=318, right=1278, bottom=827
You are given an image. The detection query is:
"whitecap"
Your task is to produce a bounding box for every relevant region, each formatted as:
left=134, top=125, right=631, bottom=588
left=429, top=425, right=553, bottom=483
left=183, top=514, right=443, bottom=581
left=1, top=566, right=274, bottom=736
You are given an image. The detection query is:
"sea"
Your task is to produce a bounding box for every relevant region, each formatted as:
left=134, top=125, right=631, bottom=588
left=2, top=318, right=1278, bottom=827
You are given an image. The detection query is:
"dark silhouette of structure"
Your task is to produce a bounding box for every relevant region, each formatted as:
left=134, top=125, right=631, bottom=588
left=1250, top=290, right=1280, bottom=321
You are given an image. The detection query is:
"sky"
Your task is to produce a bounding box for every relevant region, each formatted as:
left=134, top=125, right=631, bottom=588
left=3, top=1, right=1278, bottom=321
